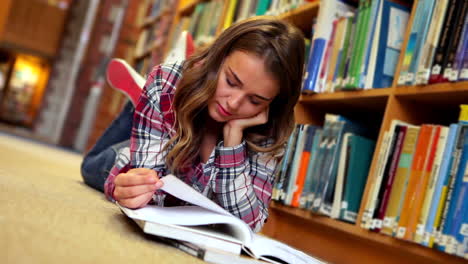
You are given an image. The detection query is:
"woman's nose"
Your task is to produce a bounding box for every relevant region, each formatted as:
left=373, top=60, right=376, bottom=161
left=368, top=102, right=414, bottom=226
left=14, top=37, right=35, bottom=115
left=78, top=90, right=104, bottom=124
left=227, top=92, right=243, bottom=111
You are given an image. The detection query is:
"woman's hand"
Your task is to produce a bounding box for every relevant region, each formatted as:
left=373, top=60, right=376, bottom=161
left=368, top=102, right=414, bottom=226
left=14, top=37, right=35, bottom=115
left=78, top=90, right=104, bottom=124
left=113, top=168, right=164, bottom=208
left=223, top=108, right=268, bottom=147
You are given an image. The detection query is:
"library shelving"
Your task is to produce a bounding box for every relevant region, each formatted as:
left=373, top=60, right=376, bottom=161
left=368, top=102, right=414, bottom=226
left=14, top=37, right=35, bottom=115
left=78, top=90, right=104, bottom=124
left=136, top=0, right=468, bottom=263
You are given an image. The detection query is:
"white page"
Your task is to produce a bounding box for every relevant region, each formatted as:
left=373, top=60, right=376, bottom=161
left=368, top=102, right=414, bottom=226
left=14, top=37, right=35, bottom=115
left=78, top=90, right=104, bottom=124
left=246, top=234, right=325, bottom=264
left=161, top=174, right=231, bottom=216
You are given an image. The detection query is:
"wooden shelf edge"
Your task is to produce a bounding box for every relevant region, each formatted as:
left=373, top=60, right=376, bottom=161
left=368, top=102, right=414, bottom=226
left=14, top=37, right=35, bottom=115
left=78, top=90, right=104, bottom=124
left=278, top=1, right=320, bottom=20
left=269, top=202, right=467, bottom=263
left=299, top=87, right=392, bottom=103
left=394, top=81, right=468, bottom=96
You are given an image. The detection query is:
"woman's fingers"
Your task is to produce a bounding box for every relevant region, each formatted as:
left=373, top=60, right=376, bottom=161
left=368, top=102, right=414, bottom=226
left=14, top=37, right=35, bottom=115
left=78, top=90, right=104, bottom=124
left=114, top=184, right=158, bottom=200
left=118, top=191, right=155, bottom=209
left=114, top=170, right=159, bottom=186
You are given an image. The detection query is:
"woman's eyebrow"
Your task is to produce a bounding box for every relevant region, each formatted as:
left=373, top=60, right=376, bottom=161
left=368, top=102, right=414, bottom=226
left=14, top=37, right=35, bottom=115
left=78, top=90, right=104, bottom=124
left=228, top=66, right=273, bottom=101
left=228, top=67, right=243, bottom=86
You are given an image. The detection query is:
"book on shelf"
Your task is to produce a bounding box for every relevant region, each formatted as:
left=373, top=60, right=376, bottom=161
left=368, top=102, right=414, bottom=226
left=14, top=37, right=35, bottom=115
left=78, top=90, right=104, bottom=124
left=118, top=175, right=324, bottom=264
left=428, top=0, right=466, bottom=84
left=339, top=133, right=375, bottom=223
left=413, top=126, right=449, bottom=244
left=415, top=0, right=449, bottom=85
left=361, top=120, right=410, bottom=230
left=380, top=124, right=420, bottom=236
left=424, top=123, right=459, bottom=247
left=397, top=0, right=436, bottom=86
left=395, top=124, right=436, bottom=240
left=439, top=124, right=468, bottom=256
left=370, top=124, right=407, bottom=232
left=370, top=0, right=409, bottom=88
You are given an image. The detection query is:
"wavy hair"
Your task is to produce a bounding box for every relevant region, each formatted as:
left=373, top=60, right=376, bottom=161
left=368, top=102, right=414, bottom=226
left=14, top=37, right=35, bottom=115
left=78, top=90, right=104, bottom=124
left=165, top=16, right=305, bottom=173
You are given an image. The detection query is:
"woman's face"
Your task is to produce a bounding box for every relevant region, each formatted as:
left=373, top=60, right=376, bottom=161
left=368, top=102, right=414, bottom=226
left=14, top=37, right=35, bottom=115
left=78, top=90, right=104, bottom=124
left=207, top=50, right=279, bottom=123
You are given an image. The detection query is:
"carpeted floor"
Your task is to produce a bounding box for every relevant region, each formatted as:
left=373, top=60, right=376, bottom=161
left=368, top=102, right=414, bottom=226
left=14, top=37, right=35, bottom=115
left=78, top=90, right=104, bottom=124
left=0, top=132, right=203, bottom=263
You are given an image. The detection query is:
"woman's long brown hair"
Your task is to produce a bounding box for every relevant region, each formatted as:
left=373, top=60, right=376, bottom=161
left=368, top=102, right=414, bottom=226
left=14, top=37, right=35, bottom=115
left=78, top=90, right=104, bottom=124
left=165, top=16, right=305, bottom=174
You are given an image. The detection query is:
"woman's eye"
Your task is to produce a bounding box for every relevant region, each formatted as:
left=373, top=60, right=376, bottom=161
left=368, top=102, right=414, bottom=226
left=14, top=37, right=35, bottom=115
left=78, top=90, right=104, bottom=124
left=250, top=97, right=261, bottom=105
left=226, top=77, right=235, bottom=86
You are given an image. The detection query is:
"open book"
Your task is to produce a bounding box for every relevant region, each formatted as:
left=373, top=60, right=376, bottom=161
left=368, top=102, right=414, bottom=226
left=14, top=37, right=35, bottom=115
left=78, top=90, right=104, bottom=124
left=118, top=175, right=324, bottom=264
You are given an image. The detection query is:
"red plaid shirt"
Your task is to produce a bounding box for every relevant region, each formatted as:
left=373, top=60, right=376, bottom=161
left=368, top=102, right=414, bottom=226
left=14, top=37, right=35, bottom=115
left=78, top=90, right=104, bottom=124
left=104, top=62, right=282, bottom=232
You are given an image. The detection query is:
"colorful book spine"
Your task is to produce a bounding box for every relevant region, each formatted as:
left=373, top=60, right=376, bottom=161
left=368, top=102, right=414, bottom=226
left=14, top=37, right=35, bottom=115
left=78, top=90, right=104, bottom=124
left=435, top=124, right=466, bottom=251
left=381, top=126, right=420, bottom=236
left=395, top=125, right=434, bottom=239
left=450, top=14, right=468, bottom=81
left=340, top=135, right=375, bottom=223
left=415, top=126, right=448, bottom=244
left=415, top=0, right=449, bottom=85
left=424, top=124, right=459, bottom=247
left=299, top=129, right=323, bottom=209
left=442, top=125, right=468, bottom=254
left=291, top=125, right=318, bottom=207
left=372, top=125, right=407, bottom=232
left=405, top=0, right=436, bottom=85
left=405, top=126, right=441, bottom=241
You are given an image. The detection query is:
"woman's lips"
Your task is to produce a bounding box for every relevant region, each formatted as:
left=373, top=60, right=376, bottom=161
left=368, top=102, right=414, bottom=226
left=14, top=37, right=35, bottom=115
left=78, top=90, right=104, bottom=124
left=217, top=103, right=232, bottom=116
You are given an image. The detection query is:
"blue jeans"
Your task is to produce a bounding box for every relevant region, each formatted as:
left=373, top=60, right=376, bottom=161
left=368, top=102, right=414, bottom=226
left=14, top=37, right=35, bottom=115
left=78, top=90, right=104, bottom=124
left=81, top=102, right=133, bottom=192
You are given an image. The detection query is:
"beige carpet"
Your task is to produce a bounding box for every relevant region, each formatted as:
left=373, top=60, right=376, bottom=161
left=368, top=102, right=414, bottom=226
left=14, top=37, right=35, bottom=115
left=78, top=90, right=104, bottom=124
left=0, top=132, right=204, bottom=264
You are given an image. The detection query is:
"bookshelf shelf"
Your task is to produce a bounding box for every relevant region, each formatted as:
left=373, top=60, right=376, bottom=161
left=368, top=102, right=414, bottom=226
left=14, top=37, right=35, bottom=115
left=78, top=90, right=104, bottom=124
left=279, top=2, right=320, bottom=34
left=394, top=81, right=468, bottom=105
left=267, top=203, right=467, bottom=264
left=299, top=88, right=391, bottom=115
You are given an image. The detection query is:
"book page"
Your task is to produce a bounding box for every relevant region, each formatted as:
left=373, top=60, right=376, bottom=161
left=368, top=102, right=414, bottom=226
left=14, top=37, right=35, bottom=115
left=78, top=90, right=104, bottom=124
left=119, top=205, right=252, bottom=243
left=245, top=234, right=325, bottom=264
left=161, top=174, right=231, bottom=216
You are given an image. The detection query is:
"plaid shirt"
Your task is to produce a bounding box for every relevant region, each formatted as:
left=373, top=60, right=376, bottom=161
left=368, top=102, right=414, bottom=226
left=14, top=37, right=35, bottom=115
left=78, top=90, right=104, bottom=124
left=104, top=62, right=281, bottom=232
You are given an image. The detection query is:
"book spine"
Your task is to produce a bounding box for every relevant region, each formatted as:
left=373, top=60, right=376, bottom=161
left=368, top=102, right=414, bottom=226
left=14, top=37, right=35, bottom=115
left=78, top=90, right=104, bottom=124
left=405, top=126, right=441, bottom=241
left=442, top=125, right=468, bottom=254
left=405, top=0, right=436, bottom=85
left=415, top=126, right=448, bottom=244
left=435, top=125, right=466, bottom=251
left=415, top=0, right=449, bottom=85
left=442, top=0, right=468, bottom=82
left=396, top=125, right=434, bottom=239
left=373, top=125, right=407, bottom=233
left=397, top=0, right=425, bottom=86
left=424, top=124, right=458, bottom=247
left=450, top=14, right=468, bottom=81
left=381, top=126, right=420, bottom=236
left=291, top=126, right=317, bottom=207
left=428, top=0, right=462, bottom=84
left=371, top=125, right=404, bottom=231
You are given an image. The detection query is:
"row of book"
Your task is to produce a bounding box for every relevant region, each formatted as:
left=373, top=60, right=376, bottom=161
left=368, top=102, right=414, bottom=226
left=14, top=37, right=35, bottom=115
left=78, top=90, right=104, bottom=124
left=168, top=0, right=315, bottom=50
left=272, top=114, right=376, bottom=224
left=303, top=0, right=468, bottom=94
left=360, top=106, right=468, bottom=259
left=397, top=0, right=468, bottom=86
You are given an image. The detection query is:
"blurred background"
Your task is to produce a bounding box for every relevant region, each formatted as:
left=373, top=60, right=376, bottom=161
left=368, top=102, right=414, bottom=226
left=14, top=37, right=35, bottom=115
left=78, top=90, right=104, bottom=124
left=0, top=0, right=180, bottom=153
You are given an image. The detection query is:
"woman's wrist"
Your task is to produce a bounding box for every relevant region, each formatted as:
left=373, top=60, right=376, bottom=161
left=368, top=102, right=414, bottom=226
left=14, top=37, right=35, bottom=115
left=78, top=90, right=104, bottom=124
left=223, top=124, right=243, bottom=147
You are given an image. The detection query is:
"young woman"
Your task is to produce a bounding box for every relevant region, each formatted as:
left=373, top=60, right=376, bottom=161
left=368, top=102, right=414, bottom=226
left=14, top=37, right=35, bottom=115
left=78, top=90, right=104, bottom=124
left=81, top=17, right=305, bottom=232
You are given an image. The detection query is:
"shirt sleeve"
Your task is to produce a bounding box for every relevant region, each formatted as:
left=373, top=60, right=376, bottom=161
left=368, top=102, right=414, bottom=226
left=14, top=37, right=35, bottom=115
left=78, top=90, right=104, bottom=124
left=211, top=139, right=282, bottom=232
left=104, top=64, right=178, bottom=201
